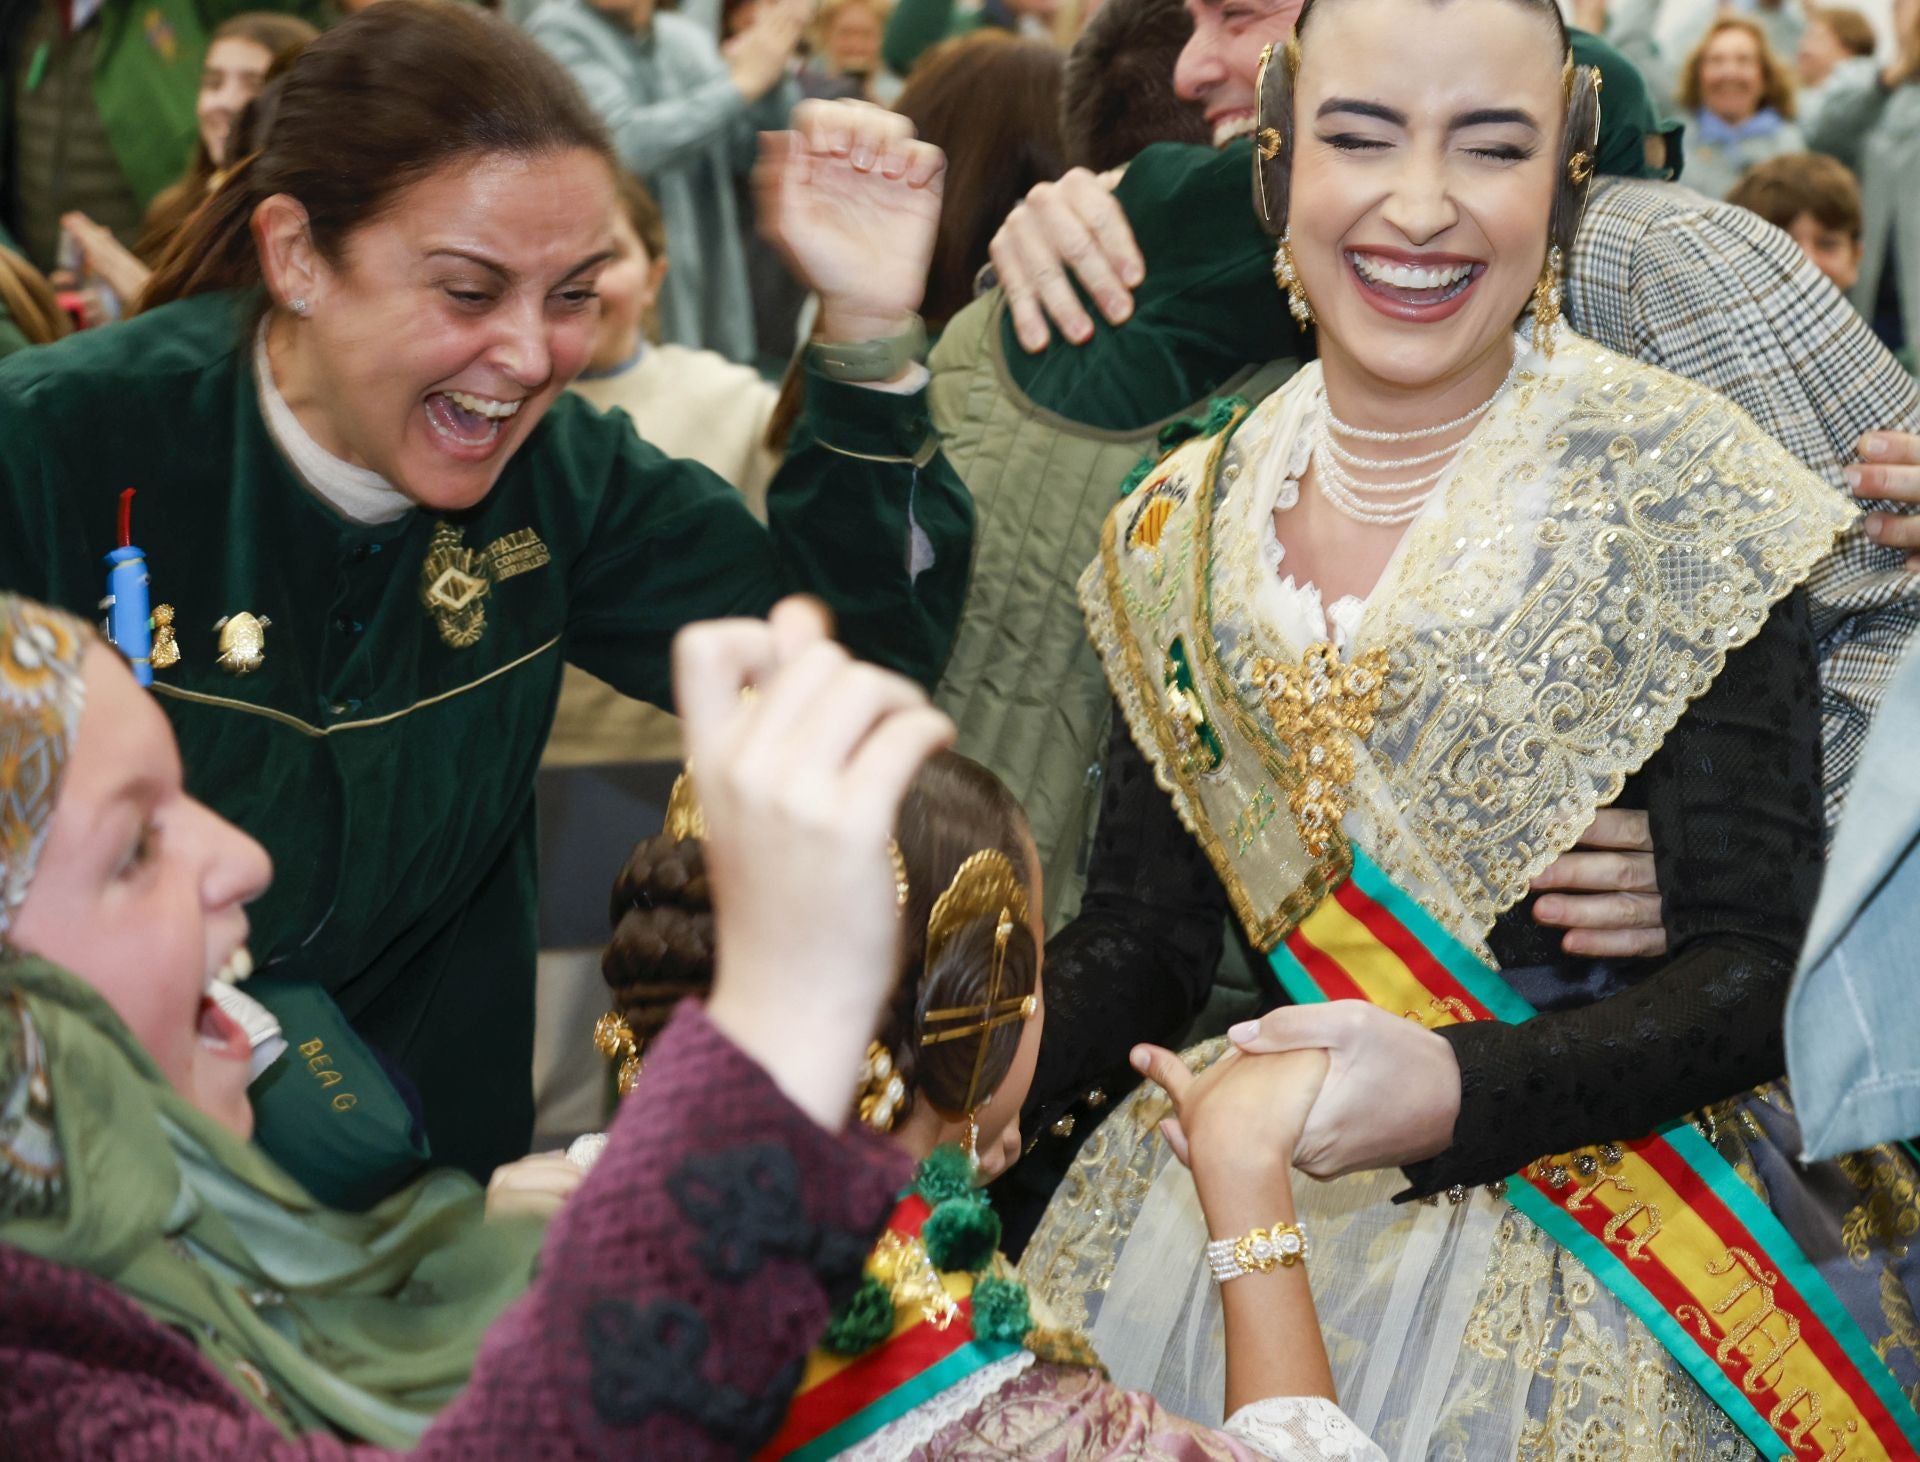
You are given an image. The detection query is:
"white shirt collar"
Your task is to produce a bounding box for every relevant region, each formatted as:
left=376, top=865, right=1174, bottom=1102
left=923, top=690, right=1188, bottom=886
left=254, top=324, right=414, bottom=527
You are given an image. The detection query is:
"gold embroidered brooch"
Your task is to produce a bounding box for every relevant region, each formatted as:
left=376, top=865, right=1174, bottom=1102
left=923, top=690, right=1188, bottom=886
left=1251, top=642, right=1389, bottom=855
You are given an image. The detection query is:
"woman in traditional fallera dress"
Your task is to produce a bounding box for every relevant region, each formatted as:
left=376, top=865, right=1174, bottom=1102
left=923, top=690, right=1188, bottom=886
left=1015, top=0, right=1920, bottom=1455
left=592, top=753, right=1387, bottom=1459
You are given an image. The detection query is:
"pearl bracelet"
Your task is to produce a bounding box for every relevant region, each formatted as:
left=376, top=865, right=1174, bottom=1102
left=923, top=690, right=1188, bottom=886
left=1205, top=1220, right=1310, bottom=1284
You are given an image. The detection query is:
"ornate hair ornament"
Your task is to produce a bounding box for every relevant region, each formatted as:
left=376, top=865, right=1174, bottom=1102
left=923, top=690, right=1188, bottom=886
left=662, top=770, right=910, bottom=909
left=917, top=849, right=1035, bottom=1161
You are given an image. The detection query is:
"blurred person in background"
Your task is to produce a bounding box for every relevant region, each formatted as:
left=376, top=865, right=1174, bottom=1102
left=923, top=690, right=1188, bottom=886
left=1057, top=0, right=1205, bottom=170
left=57, top=11, right=316, bottom=319
left=893, top=31, right=1063, bottom=336
left=1680, top=15, right=1806, bottom=198
left=807, top=0, right=900, bottom=101
left=1798, top=3, right=1881, bottom=131
left=1727, top=150, right=1867, bottom=294
left=2, top=0, right=326, bottom=274
left=545, top=173, right=780, bottom=770
left=527, top=0, right=808, bottom=364
left=1808, top=0, right=1920, bottom=365
left=0, top=224, right=68, bottom=353
left=882, top=0, right=1090, bottom=85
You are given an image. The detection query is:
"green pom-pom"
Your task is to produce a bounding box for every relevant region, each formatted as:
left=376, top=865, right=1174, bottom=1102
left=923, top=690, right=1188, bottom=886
left=922, top=1196, right=1001, bottom=1273
left=971, top=1275, right=1032, bottom=1345
left=822, top=1276, right=896, bottom=1355
left=1119, top=394, right=1250, bottom=499
left=1117, top=451, right=1159, bottom=499
left=914, top=1145, right=977, bottom=1206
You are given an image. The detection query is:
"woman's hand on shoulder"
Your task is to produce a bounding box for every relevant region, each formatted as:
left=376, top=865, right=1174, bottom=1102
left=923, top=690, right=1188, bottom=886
left=674, top=596, right=954, bottom=1127
left=755, top=99, right=945, bottom=344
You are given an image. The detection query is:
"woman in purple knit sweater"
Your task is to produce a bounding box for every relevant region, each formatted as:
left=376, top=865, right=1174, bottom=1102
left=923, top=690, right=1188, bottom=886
left=0, top=593, right=951, bottom=1458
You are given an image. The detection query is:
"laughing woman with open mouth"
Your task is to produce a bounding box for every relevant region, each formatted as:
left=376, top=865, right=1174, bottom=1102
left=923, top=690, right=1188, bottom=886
left=0, top=0, right=971, bottom=1197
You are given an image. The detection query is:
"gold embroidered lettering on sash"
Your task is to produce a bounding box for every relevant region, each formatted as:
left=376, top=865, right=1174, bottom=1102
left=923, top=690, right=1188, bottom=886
left=486, top=528, right=551, bottom=581
left=1250, top=642, right=1389, bottom=856
left=1676, top=1247, right=1804, bottom=1395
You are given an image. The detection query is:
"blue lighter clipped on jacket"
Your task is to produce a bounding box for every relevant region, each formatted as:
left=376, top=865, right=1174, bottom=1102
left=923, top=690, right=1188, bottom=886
left=102, top=489, right=154, bottom=686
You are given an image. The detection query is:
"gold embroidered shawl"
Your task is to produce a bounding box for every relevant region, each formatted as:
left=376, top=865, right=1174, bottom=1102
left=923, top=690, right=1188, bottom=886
left=1079, top=326, right=1856, bottom=955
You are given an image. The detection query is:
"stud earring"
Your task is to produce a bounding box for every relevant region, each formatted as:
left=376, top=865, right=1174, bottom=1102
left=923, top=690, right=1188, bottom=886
left=289, top=297, right=310, bottom=317
left=1273, top=228, right=1313, bottom=328
left=1529, top=245, right=1563, bottom=356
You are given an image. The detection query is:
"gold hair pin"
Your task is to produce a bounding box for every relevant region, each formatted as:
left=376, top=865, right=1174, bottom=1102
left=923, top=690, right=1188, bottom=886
left=663, top=770, right=910, bottom=909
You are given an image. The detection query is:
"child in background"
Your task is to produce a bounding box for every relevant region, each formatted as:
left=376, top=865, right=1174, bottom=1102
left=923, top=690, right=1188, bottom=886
left=1727, top=150, right=1866, bottom=293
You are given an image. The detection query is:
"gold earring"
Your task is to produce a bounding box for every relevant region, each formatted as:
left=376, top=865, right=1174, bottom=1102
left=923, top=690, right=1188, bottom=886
left=1530, top=245, right=1563, bottom=356
left=857, top=1041, right=907, bottom=1132
left=1566, top=150, right=1593, bottom=185
left=1274, top=228, right=1313, bottom=327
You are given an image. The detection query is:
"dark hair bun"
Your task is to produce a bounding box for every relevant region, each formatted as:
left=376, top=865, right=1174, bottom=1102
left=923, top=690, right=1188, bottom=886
left=602, top=834, right=716, bottom=1046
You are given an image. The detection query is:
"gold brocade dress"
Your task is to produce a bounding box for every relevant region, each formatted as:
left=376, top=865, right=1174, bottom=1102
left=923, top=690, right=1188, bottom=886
left=1017, top=327, right=1920, bottom=1459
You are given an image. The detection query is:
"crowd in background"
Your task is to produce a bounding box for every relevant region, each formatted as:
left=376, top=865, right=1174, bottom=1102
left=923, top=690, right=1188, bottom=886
left=8, top=0, right=1917, bottom=374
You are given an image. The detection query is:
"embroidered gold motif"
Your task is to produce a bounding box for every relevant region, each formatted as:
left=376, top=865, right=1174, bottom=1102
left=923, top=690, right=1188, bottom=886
left=1249, top=642, right=1389, bottom=856
left=867, top=1231, right=961, bottom=1330
left=420, top=523, right=492, bottom=649
left=486, top=528, right=551, bottom=582
left=1163, top=637, right=1223, bottom=777
left=1228, top=787, right=1278, bottom=854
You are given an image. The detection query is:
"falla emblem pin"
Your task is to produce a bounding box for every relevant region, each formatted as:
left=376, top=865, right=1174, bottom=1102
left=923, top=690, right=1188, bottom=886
left=214, top=612, right=271, bottom=675
left=420, top=522, right=492, bottom=649
left=150, top=604, right=181, bottom=670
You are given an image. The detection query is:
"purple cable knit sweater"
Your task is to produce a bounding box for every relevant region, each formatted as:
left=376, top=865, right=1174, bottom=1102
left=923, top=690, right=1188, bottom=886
left=0, top=1004, right=910, bottom=1459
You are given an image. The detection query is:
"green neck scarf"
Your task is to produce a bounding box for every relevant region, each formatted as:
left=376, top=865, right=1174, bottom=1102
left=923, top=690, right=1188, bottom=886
left=0, top=958, right=544, bottom=1446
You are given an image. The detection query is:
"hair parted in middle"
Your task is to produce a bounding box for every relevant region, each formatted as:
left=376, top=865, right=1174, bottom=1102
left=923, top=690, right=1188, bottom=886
left=1250, top=0, right=1602, bottom=287
left=602, top=751, right=1039, bottom=1127
left=1677, top=16, right=1800, bottom=122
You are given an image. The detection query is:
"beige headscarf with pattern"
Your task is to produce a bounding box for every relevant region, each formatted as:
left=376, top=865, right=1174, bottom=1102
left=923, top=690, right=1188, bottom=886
left=0, top=593, right=89, bottom=946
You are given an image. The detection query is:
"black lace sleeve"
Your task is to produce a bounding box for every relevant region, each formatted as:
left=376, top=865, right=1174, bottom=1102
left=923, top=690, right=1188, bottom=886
left=1400, top=589, right=1825, bottom=1198
left=995, top=709, right=1231, bottom=1248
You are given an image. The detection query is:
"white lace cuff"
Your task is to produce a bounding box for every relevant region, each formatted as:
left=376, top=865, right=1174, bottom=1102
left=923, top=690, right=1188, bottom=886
left=1223, top=1396, right=1386, bottom=1461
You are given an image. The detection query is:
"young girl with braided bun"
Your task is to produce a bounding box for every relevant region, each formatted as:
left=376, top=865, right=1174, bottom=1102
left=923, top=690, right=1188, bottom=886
left=592, top=750, right=1371, bottom=1459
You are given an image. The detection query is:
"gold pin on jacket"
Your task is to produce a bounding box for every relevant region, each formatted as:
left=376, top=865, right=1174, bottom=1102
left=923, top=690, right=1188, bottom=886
left=214, top=612, right=271, bottom=674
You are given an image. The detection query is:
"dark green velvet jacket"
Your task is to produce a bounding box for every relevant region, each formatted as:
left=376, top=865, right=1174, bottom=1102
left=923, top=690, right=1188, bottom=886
left=0, top=291, right=972, bottom=1181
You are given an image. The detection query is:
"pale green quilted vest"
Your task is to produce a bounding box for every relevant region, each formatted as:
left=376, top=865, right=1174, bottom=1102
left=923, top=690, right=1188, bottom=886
left=928, top=293, right=1296, bottom=926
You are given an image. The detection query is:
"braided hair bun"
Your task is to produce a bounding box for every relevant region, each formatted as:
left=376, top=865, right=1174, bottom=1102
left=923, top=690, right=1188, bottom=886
left=599, top=752, right=1039, bottom=1127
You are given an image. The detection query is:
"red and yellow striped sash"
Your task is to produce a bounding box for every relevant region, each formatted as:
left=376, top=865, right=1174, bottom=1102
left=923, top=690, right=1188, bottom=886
left=1273, top=849, right=1920, bottom=1460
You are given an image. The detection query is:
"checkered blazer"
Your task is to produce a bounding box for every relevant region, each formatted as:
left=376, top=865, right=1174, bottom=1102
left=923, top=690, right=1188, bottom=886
left=1569, top=178, right=1920, bottom=830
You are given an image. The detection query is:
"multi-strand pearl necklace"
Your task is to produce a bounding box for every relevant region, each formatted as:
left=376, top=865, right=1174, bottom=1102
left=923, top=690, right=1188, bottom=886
left=1309, top=361, right=1517, bottom=526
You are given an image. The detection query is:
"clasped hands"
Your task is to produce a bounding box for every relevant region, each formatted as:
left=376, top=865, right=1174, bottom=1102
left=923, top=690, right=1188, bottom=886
left=1134, top=998, right=1463, bottom=1187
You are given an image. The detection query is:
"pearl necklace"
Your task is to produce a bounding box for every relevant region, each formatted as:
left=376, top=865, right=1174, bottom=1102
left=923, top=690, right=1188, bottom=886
left=1310, top=420, right=1456, bottom=525
left=1322, top=357, right=1519, bottom=443
left=1308, top=360, right=1519, bottom=526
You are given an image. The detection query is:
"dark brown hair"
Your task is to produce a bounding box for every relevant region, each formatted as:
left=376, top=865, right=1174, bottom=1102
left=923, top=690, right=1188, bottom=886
left=141, top=0, right=614, bottom=311
left=1809, top=6, right=1879, bottom=59
left=895, top=33, right=1066, bottom=331
left=603, top=752, right=1039, bottom=1123
left=1725, top=151, right=1862, bottom=238
left=137, top=13, right=319, bottom=264
left=1677, top=17, right=1799, bottom=121
left=1060, top=0, right=1208, bottom=171
left=1254, top=0, right=1601, bottom=271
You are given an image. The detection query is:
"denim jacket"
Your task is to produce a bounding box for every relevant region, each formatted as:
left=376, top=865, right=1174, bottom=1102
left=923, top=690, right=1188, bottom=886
left=1786, top=638, right=1920, bottom=1157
